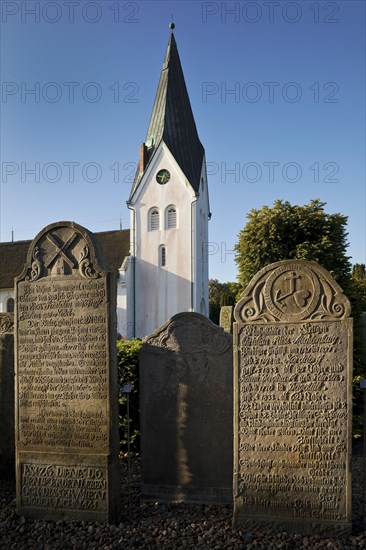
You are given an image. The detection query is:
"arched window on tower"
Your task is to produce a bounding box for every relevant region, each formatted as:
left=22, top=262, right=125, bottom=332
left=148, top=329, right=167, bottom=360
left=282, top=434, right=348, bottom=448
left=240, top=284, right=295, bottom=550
left=149, top=208, right=160, bottom=231
left=166, top=205, right=177, bottom=229
left=159, top=245, right=166, bottom=267
left=6, top=298, right=14, bottom=313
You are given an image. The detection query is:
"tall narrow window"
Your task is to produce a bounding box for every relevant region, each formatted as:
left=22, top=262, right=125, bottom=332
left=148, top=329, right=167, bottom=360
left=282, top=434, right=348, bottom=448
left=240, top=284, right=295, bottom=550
left=6, top=298, right=14, bottom=313
left=166, top=206, right=177, bottom=229
left=149, top=208, right=160, bottom=231
left=160, top=245, right=166, bottom=267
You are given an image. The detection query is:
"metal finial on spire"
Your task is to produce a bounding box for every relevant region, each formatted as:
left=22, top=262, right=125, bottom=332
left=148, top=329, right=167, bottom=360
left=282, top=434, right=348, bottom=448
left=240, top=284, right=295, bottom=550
left=169, top=21, right=175, bottom=31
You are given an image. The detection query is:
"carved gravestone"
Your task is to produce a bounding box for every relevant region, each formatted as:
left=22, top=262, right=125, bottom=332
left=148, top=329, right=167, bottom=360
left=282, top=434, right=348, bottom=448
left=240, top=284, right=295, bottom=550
left=220, top=305, right=234, bottom=333
left=140, top=312, right=233, bottom=502
left=15, top=222, right=120, bottom=522
left=233, top=260, right=352, bottom=536
left=0, top=313, right=15, bottom=483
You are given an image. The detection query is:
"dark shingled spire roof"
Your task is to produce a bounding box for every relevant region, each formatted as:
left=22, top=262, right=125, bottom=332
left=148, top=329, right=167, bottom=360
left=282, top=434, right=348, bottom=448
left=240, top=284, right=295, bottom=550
left=130, top=30, right=204, bottom=199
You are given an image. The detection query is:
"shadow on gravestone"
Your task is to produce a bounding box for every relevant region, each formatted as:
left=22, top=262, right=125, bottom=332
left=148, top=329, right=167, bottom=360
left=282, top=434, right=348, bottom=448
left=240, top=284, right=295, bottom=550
left=15, top=221, right=120, bottom=523
left=140, top=312, right=233, bottom=503
left=0, top=313, right=15, bottom=485
left=233, top=260, right=352, bottom=536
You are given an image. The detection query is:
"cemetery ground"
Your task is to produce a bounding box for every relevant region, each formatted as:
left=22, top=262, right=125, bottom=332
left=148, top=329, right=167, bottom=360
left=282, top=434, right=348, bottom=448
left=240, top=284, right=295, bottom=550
left=0, top=443, right=366, bottom=549
left=4, top=228, right=365, bottom=548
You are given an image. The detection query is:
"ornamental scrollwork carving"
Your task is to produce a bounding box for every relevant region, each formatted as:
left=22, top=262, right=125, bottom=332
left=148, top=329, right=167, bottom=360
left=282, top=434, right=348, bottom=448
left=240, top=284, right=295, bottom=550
left=0, top=314, right=14, bottom=334
left=314, top=277, right=349, bottom=320
left=144, top=312, right=232, bottom=355
left=234, top=260, right=351, bottom=323
left=79, top=245, right=99, bottom=279
left=26, top=247, right=42, bottom=282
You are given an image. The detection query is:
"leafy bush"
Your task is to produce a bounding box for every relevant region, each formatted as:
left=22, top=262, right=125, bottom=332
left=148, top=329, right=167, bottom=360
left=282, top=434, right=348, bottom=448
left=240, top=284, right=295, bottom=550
left=117, top=338, right=142, bottom=452
left=349, top=265, right=366, bottom=438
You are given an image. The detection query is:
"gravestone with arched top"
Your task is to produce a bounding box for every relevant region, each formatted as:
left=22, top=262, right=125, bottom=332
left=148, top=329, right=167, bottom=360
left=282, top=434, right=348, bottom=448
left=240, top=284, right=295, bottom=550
left=140, top=312, right=233, bottom=503
left=15, top=221, right=120, bottom=522
left=233, top=260, right=352, bottom=536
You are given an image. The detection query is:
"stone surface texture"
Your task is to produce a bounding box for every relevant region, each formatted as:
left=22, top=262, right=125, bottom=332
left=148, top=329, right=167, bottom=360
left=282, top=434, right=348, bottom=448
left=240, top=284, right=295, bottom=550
left=233, top=260, right=352, bottom=536
left=0, top=313, right=15, bottom=483
left=219, top=306, right=234, bottom=333
left=140, top=312, right=233, bottom=503
left=15, top=221, right=120, bottom=523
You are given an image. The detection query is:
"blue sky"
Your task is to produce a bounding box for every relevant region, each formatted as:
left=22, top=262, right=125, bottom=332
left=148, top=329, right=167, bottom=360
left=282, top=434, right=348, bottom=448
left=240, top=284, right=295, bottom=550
left=1, top=0, right=365, bottom=282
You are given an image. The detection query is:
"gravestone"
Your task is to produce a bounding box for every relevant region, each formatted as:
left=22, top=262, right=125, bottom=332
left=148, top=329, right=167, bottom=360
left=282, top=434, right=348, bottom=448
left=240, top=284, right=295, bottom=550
left=0, top=313, right=15, bottom=483
left=233, top=260, right=352, bottom=536
left=140, top=312, right=233, bottom=502
left=220, top=305, right=234, bottom=333
left=15, top=221, right=120, bottom=522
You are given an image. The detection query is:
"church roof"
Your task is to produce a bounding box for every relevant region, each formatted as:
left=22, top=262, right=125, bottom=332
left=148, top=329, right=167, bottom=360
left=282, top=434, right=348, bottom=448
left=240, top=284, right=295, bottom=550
left=0, top=229, right=130, bottom=289
left=130, top=30, right=204, bottom=199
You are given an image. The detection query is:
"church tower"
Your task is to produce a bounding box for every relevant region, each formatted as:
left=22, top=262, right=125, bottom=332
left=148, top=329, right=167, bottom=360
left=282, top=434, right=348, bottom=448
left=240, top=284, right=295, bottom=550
left=125, top=24, right=210, bottom=339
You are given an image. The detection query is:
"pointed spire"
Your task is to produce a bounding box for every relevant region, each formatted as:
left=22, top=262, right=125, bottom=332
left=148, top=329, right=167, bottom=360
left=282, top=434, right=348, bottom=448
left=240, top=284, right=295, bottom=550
left=130, top=27, right=204, bottom=198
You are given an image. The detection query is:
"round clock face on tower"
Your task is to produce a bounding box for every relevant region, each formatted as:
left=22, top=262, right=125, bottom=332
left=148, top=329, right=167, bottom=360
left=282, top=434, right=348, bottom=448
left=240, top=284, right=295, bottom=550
left=156, top=169, right=171, bottom=185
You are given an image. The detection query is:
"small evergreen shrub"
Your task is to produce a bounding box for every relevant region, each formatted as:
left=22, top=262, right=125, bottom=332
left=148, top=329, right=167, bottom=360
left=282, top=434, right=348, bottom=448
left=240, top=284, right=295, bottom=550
left=117, top=338, right=142, bottom=452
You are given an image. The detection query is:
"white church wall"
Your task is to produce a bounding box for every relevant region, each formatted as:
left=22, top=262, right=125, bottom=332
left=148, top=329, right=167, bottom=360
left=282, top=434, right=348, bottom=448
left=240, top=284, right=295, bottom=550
left=129, top=143, right=197, bottom=338
left=116, top=276, right=127, bottom=339
left=193, top=159, right=209, bottom=316
left=0, top=289, right=14, bottom=313
left=119, top=256, right=136, bottom=339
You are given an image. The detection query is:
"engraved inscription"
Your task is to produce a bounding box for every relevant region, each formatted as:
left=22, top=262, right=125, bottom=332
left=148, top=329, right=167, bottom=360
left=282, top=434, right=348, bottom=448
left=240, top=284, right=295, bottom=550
left=21, top=463, right=107, bottom=511
left=237, top=321, right=349, bottom=522
left=17, top=278, right=109, bottom=449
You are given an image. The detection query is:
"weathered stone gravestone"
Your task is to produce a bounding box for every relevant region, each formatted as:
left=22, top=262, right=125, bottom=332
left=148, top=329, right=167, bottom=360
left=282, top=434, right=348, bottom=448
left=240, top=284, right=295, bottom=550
left=233, top=260, right=352, bottom=535
left=140, top=312, right=233, bottom=503
left=0, top=313, right=15, bottom=483
left=15, top=222, right=120, bottom=522
left=220, top=305, right=234, bottom=333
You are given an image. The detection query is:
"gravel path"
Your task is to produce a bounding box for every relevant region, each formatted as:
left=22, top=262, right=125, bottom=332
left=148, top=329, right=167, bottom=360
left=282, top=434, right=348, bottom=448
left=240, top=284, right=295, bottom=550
left=1, top=448, right=366, bottom=549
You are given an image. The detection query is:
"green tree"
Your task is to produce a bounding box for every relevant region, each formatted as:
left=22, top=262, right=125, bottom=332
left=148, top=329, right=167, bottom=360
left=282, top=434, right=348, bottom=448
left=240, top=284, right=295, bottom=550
left=352, top=263, right=366, bottom=279
left=350, top=263, right=366, bottom=319
left=235, top=199, right=351, bottom=290
left=117, top=338, right=142, bottom=452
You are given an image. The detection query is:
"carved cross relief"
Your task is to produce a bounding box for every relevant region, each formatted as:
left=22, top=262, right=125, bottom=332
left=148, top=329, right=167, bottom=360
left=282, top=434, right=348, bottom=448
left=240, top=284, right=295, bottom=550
left=274, top=271, right=312, bottom=310
left=22, top=223, right=101, bottom=282
left=235, top=260, right=351, bottom=323
left=45, top=232, right=78, bottom=275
